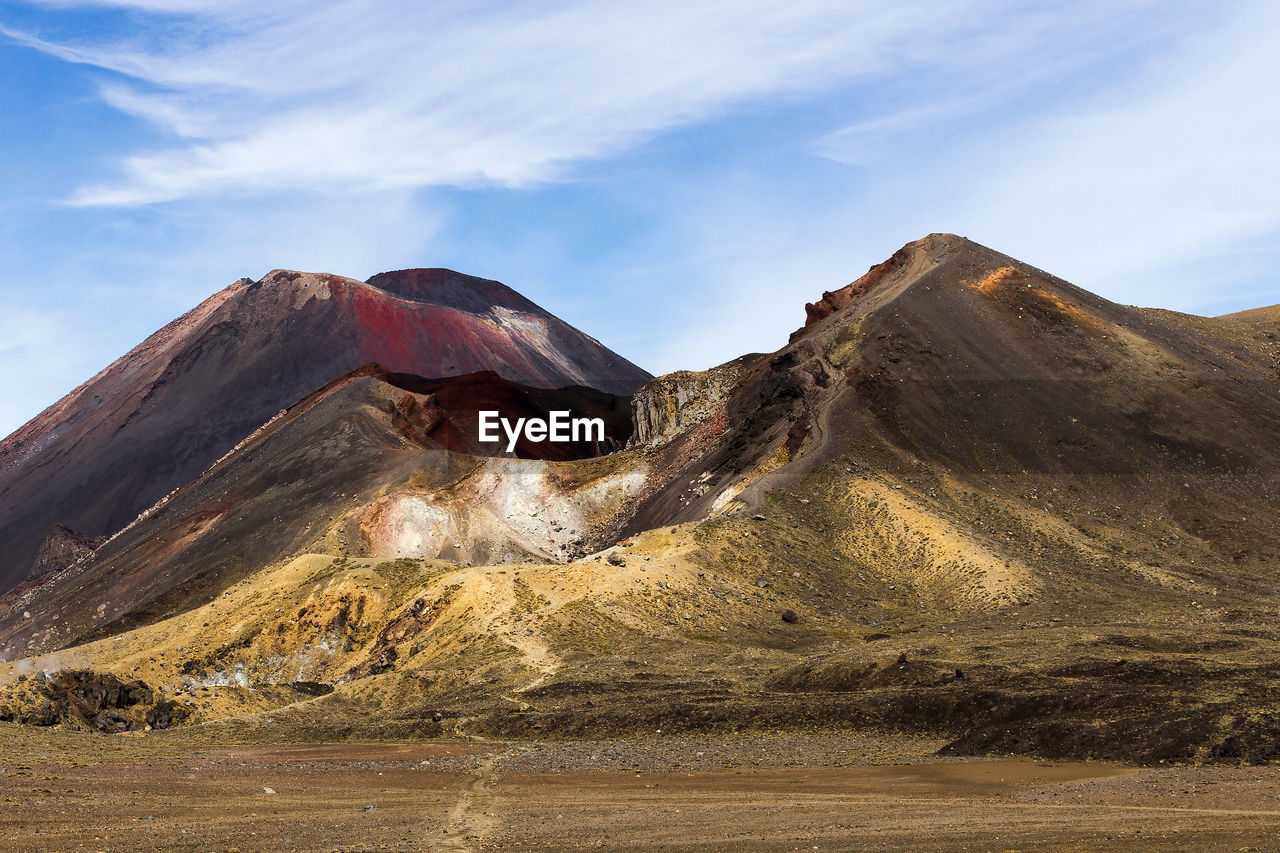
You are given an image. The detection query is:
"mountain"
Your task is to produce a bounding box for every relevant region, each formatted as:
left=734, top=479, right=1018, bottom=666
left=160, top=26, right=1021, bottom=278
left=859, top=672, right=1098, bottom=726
left=4, top=234, right=1280, bottom=764
left=0, top=268, right=650, bottom=594
left=0, top=366, right=633, bottom=655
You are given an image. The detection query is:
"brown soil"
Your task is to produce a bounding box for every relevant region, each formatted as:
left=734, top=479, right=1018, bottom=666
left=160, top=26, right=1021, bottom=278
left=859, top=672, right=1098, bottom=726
left=3, top=728, right=1279, bottom=851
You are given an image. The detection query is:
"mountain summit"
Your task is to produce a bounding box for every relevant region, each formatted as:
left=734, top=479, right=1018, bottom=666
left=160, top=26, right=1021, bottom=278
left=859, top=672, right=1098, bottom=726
left=0, top=268, right=650, bottom=593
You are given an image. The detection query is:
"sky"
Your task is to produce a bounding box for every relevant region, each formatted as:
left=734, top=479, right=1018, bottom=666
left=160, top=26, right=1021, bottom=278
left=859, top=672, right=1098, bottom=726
left=2, top=0, right=1279, bottom=438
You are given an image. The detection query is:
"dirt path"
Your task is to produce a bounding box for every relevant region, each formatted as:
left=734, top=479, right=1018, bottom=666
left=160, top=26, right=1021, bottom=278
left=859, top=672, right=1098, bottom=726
left=434, top=749, right=507, bottom=852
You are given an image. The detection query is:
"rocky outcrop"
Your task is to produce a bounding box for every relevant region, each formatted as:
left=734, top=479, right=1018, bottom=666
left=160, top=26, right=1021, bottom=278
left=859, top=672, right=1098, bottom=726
left=0, top=669, right=154, bottom=730
left=629, top=358, right=753, bottom=448
left=797, top=245, right=912, bottom=333
left=145, top=698, right=189, bottom=730
left=792, top=233, right=966, bottom=339
left=27, top=525, right=105, bottom=585
left=343, top=594, right=452, bottom=680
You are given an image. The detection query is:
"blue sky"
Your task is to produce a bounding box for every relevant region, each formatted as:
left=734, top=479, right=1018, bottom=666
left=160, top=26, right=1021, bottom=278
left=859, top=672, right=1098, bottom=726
left=2, top=0, right=1279, bottom=437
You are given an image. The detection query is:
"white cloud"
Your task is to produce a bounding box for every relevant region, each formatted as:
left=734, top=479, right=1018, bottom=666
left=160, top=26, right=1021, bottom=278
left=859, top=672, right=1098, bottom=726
left=7, top=0, right=1126, bottom=206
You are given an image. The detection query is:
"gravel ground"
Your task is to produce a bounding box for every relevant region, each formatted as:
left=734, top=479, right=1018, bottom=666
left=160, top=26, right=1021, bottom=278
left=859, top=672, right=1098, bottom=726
left=4, top=726, right=1280, bottom=851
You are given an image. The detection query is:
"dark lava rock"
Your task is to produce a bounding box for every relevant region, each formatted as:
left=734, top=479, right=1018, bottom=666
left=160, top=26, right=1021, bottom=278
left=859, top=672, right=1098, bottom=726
left=27, top=524, right=105, bottom=585
left=52, top=669, right=153, bottom=710
left=146, top=699, right=190, bottom=730
left=781, top=610, right=799, bottom=624
left=94, top=709, right=129, bottom=732
left=287, top=681, right=334, bottom=697
left=24, top=698, right=59, bottom=727
left=346, top=595, right=447, bottom=680
left=0, top=669, right=154, bottom=731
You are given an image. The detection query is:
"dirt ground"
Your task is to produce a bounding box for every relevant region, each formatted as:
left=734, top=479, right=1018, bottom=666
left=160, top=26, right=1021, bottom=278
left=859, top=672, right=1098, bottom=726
left=3, top=728, right=1280, bottom=852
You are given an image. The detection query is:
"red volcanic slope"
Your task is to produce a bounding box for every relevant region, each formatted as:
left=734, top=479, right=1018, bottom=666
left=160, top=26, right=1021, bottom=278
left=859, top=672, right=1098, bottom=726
left=0, top=268, right=650, bottom=593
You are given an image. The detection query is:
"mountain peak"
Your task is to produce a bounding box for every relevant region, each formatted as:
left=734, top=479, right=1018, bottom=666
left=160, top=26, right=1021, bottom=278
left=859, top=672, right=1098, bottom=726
left=0, top=264, right=650, bottom=595
left=792, top=234, right=1032, bottom=339
left=247, top=268, right=536, bottom=315
left=365, top=268, right=536, bottom=314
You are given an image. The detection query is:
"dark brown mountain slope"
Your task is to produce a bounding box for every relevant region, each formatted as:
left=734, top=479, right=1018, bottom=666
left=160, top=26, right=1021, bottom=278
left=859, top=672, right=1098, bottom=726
left=1132, top=304, right=1280, bottom=382
left=613, top=235, right=1280, bottom=559
left=1218, top=303, right=1280, bottom=324
left=0, top=268, right=650, bottom=593
left=0, top=366, right=632, bottom=657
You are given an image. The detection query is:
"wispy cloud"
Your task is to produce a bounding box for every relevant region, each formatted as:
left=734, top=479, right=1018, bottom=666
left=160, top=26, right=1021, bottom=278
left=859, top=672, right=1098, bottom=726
left=5, top=0, right=1152, bottom=206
